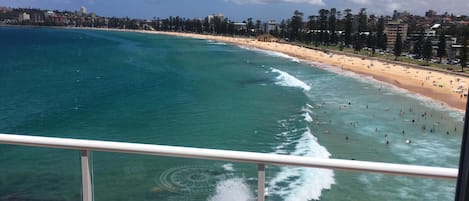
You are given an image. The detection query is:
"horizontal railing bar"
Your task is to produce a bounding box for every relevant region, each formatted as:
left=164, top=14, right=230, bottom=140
left=0, top=133, right=458, bottom=179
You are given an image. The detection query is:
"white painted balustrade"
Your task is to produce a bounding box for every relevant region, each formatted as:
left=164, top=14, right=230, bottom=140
left=0, top=133, right=459, bottom=201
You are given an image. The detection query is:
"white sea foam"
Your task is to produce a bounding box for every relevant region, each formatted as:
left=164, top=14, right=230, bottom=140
left=207, top=177, right=254, bottom=201
left=222, top=163, right=235, bottom=171
left=274, top=139, right=294, bottom=154
left=269, top=127, right=335, bottom=201
left=302, top=106, right=313, bottom=122
left=271, top=68, right=311, bottom=91
left=238, top=45, right=300, bottom=63
left=303, top=112, right=313, bottom=122
left=208, top=41, right=227, bottom=46
left=391, top=135, right=460, bottom=165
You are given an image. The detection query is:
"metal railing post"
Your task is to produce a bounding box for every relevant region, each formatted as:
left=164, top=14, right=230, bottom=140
left=257, top=164, right=265, bottom=201
left=81, top=150, right=93, bottom=201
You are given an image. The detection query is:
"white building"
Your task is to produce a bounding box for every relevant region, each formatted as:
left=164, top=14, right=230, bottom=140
left=263, top=20, right=279, bottom=34
left=80, top=6, right=87, bottom=16
left=207, top=13, right=224, bottom=24
left=233, top=22, right=247, bottom=31
left=18, top=12, right=30, bottom=22
left=44, top=10, right=54, bottom=18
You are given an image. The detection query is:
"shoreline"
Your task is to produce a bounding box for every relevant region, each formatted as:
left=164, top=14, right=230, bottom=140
left=144, top=30, right=468, bottom=111
left=15, top=25, right=468, bottom=111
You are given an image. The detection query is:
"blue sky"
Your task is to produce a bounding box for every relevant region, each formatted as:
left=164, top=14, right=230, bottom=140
left=0, top=0, right=467, bottom=21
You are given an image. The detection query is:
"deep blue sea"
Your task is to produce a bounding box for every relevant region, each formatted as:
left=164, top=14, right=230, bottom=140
left=0, top=26, right=464, bottom=201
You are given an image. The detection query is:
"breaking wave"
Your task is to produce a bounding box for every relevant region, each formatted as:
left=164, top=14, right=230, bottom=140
left=238, top=45, right=300, bottom=63
left=269, top=116, right=335, bottom=201
left=207, top=40, right=227, bottom=46
left=271, top=68, right=311, bottom=91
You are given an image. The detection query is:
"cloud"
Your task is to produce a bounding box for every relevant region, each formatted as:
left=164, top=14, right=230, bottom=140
left=225, top=0, right=468, bottom=16
left=347, top=0, right=369, bottom=4
left=227, top=0, right=325, bottom=6
left=342, top=0, right=469, bottom=15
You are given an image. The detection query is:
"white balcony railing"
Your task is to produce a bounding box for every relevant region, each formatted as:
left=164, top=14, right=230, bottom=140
left=0, top=133, right=459, bottom=201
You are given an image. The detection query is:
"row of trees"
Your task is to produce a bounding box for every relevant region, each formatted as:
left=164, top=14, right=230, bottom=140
left=143, top=8, right=389, bottom=53
left=148, top=16, right=263, bottom=36
left=145, top=8, right=466, bottom=68
left=276, top=9, right=388, bottom=51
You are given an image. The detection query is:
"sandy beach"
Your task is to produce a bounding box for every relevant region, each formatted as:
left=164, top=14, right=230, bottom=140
left=85, top=28, right=469, bottom=111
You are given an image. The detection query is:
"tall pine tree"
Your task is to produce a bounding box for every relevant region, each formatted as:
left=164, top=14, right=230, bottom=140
left=461, top=34, right=468, bottom=72
left=394, top=33, right=402, bottom=60
left=437, top=32, right=447, bottom=63
left=413, top=31, right=424, bottom=57
left=357, top=8, right=368, bottom=52
left=328, top=8, right=337, bottom=44
left=376, top=16, right=386, bottom=50
left=307, top=15, right=317, bottom=43
left=344, top=9, right=353, bottom=47
left=353, top=33, right=361, bottom=52
left=290, top=10, right=303, bottom=41
left=318, top=9, right=329, bottom=45
left=423, top=37, right=433, bottom=64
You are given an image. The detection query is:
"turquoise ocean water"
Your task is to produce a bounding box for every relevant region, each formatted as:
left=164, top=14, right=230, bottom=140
left=0, top=26, right=464, bottom=201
